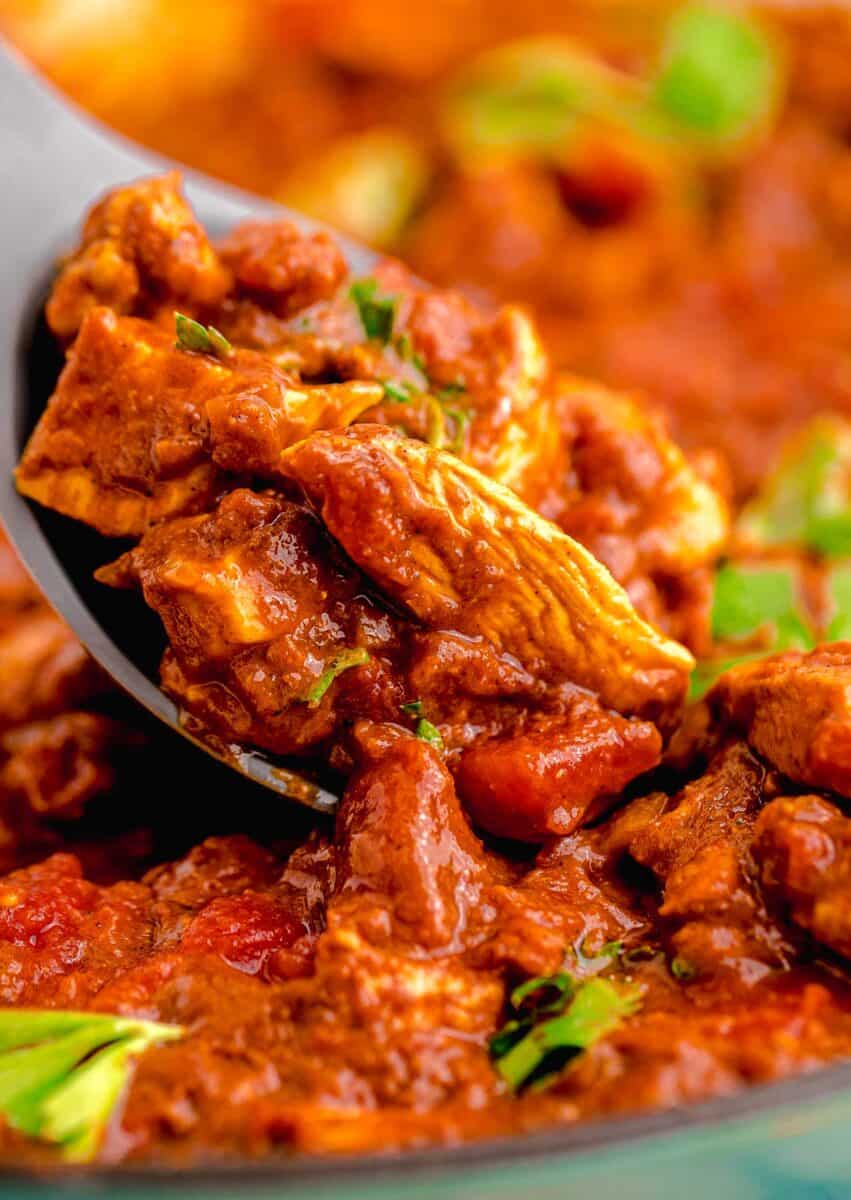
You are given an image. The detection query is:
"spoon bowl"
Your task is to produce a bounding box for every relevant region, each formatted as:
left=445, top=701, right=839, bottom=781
left=0, top=43, right=381, bottom=814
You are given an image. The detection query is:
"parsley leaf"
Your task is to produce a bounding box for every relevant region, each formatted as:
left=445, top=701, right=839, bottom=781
left=0, top=1010, right=182, bottom=1161
left=174, top=313, right=232, bottom=359
left=350, top=278, right=398, bottom=343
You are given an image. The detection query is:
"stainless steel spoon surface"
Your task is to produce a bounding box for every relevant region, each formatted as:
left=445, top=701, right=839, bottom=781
left=0, top=42, right=382, bottom=814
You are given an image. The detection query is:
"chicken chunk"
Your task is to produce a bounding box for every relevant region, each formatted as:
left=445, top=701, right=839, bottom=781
left=753, top=794, right=851, bottom=960
left=454, top=703, right=662, bottom=842
left=17, top=308, right=228, bottom=536
left=281, top=425, right=693, bottom=723
left=627, top=742, right=792, bottom=978
left=103, top=489, right=404, bottom=758
left=46, top=173, right=231, bottom=339
left=555, top=377, right=730, bottom=652
left=705, top=643, right=851, bottom=797
left=218, top=220, right=348, bottom=317
left=335, top=723, right=494, bottom=951
left=17, top=307, right=381, bottom=536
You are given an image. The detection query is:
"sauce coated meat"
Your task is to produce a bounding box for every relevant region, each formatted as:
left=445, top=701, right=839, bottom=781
left=5, top=169, right=851, bottom=1166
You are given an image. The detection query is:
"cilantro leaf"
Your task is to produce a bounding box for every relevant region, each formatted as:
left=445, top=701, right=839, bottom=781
left=0, top=1010, right=182, bottom=1161
left=492, top=977, right=641, bottom=1091
left=737, top=416, right=851, bottom=558
left=304, top=648, right=370, bottom=707
left=174, top=313, right=232, bottom=359
left=349, top=279, right=398, bottom=343
left=415, top=717, right=444, bottom=751
left=827, top=564, right=851, bottom=642
left=652, top=3, right=780, bottom=145
left=690, top=561, right=814, bottom=700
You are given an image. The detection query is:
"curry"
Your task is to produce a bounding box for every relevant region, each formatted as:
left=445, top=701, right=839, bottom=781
left=3, top=0, right=851, bottom=1171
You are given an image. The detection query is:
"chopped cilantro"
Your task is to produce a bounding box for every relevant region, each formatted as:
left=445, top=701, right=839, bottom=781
left=304, top=648, right=370, bottom=707
left=827, top=564, right=851, bottom=642
left=689, top=561, right=814, bottom=700
left=711, top=563, right=812, bottom=648
left=382, top=380, right=416, bottom=405
left=652, top=3, right=780, bottom=146
left=415, top=717, right=444, bottom=751
left=510, top=973, right=575, bottom=1015
left=670, top=956, right=697, bottom=982
left=491, top=976, right=642, bottom=1092
left=737, top=417, right=851, bottom=559
left=174, top=313, right=232, bottom=359
left=425, top=397, right=447, bottom=450
left=349, top=278, right=398, bottom=343
left=443, top=405, right=472, bottom=454
left=0, top=1009, right=182, bottom=1161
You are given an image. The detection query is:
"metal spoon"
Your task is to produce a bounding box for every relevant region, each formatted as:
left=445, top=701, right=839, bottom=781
left=0, top=43, right=382, bottom=814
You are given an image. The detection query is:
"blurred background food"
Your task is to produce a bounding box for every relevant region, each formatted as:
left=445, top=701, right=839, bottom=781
left=5, top=0, right=851, bottom=501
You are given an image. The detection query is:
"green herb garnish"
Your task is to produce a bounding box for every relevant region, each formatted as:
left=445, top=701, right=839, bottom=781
left=689, top=562, right=814, bottom=700
left=737, top=417, right=851, bottom=558
left=670, top=957, right=697, bottom=982
left=827, top=564, right=851, bottom=642
left=174, top=313, right=232, bottom=359
left=491, top=977, right=641, bottom=1092
left=349, top=278, right=398, bottom=343
left=415, top=717, right=444, bottom=751
left=400, top=699, right=425, bottom=717
left=653, top=3, right=780, bottom=146
left=442, top=405, right=472, bottom=454
left=382, top=380, right=416, bottom=405
left=304, top=648, right=370, bottom=707
left=0, top=1010, right=182, bottom=1162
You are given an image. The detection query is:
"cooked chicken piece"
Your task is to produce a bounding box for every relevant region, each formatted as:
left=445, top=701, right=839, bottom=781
left=17, top=308, right=227, bottom=536
left=753, top=794, right=851, bottom=960
left=46, top=173, right=231, bottom=339
left=335, top=723, right=495, bottom=952
left=705, top=643, right=851, bottom=797
left=281, top=425, right=693, bottom=722
left=0, top=608, right=105, bottom=731
left=555, top=376, right=730, bottom=652
left=17, top=307, right=381, bottom=536
left=218, top=220, right=348, bottom=317
left=0, top=712, right=132, bottom=820
left=627, top=742, right=793, bottom=978
left=102, top=489, right=404, bottom=758
left=454, top=703, right=661, bottom=842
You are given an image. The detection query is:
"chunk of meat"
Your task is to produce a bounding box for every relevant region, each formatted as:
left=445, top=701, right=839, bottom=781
left=0, top=607, right=106, bottom=731
left=753, top=794, right=851, bottom=959
left=18, top=307, right=383, bottom=536
left=628, top=742, right=791, bottom=978
left=105, top=489, right=403, bottom=758
left=281, top=425, right=693, bottom=723
left=17, top=309, right=227, bottom=536
left=554, top=376, right=729, bottom=652
left=46, top=173, right=231, bottom=338
left=0, top=712, right=134, bottom=819
left=335, top=723, right=493, bottom=952
left=218, top=220, right=348, bottom=316
left=706, top=644, right=851, bottom=797
left=454, top=703, right=662, bottom=842
left=205, top=375, right=381, bottom=478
